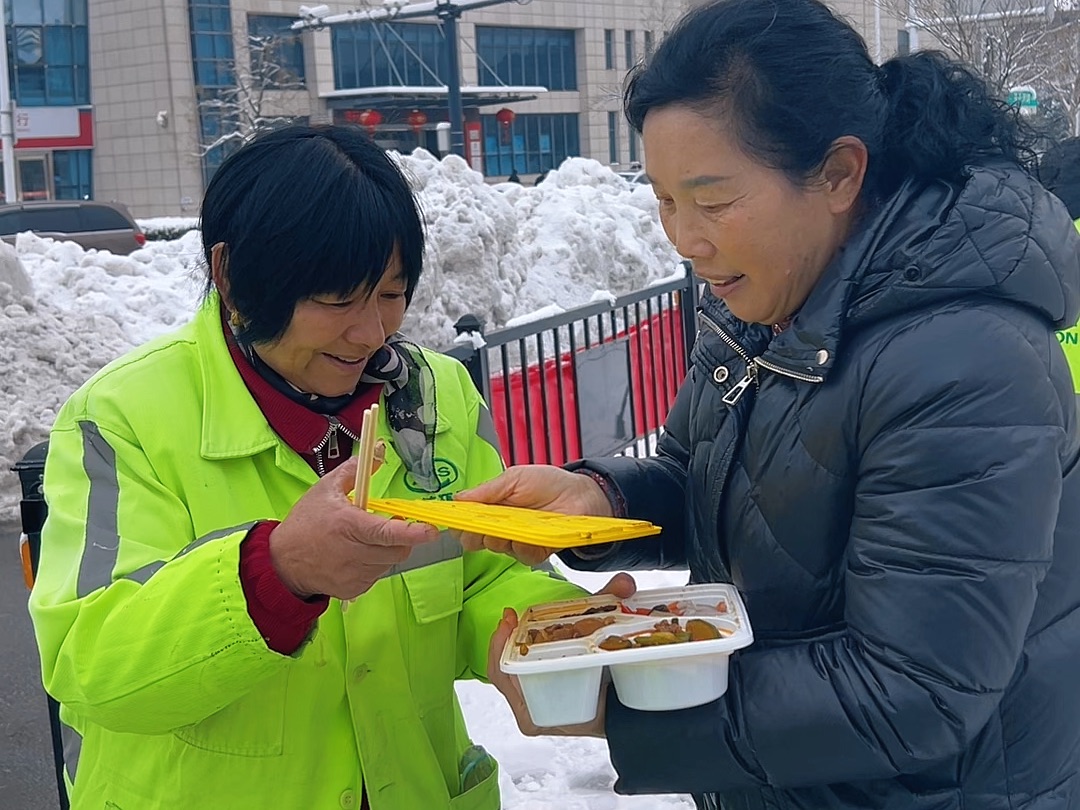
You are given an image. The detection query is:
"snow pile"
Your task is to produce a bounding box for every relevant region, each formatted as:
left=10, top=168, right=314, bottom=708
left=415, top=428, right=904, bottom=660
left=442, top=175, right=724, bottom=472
left=401, top=152, right=676, bottom=348
left=1, top=153, right=678, bottom=518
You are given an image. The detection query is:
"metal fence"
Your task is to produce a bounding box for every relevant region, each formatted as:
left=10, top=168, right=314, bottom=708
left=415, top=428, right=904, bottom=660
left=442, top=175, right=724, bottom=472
left=445, top=265, right=698, bottom=466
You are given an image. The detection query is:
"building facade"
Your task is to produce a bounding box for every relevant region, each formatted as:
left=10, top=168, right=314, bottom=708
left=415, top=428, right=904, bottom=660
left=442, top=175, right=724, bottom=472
left=4, top=0, right=903, bottom=216
left=2, top=0, right=94, bottom=202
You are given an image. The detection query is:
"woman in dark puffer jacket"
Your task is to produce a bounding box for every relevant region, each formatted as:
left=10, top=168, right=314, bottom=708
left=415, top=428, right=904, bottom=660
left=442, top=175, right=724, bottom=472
left=460, top=0, right=1080, bottom=807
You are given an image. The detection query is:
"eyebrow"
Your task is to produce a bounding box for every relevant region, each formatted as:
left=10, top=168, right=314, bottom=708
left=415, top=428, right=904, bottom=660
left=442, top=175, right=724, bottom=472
left=679, top=175, right=733, bottom=189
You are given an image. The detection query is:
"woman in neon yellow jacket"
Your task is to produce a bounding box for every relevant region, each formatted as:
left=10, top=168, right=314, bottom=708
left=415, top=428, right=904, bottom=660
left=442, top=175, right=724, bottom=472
left=1040, top=138, right=1080, bottom=391
left=28, top=125, right=616, bottom=810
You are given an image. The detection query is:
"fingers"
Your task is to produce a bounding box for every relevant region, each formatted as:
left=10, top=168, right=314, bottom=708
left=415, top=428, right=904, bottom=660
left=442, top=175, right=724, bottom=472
left=364, top=514, right=440, bottom=547
left=456, top=468, right=520, bottom=504
left=597, top=572, right=636, bottom=599
left=458, top=533, right=554, bottom=566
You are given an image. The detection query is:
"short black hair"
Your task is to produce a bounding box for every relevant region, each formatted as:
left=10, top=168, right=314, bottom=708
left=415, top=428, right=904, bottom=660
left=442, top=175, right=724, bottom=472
left=625, top=0, right=1038, bottom=203
left=1039, top=137, right=1080, bottom=219
left=200, top=124, right=424, bottom=344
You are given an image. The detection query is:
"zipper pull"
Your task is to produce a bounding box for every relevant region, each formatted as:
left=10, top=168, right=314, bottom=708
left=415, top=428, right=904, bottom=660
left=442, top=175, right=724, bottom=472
left=722, top=362, right=757, bottom=406
left=327, top=417, right=340, bottom=460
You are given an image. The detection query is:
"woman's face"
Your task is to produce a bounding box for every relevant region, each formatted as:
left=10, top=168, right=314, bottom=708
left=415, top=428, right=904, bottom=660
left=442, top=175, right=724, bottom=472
left=253, top=259, right=408, bottom=397
left=643, top=105, right=861, bottom=325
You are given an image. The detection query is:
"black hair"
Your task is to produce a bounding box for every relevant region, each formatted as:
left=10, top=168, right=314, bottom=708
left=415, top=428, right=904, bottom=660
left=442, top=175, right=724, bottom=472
left=624, top=0, right=1039, bottom=203
left=200, top=124, right=424, bottom=344
left=1038, top=137, right=1080, bottom=219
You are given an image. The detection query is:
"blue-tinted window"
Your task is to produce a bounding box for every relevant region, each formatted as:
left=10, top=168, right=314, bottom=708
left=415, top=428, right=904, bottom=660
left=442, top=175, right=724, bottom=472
left=8, top=1, right=88, bottom=106
left=603, top=29, right=614, bottom=70
left=624, top=30, right=635, bottom=69
left=53, top=149, right=92, bottom=200
left=607, top=111, right=618, bottom=165
left=248, top=15, right=305, bottom=87
left=332, top=22, right=446, bottom=89
left=481, top=113, right=579, bottom=176
left=188, top=0, right=237, bottom=185
left=476, top=26, right=577, bottom=91
left=189, top=1, right=234, bottom=91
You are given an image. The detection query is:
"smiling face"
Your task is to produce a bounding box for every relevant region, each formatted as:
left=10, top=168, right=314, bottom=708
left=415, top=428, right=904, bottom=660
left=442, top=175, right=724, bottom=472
left=643, top=105, right=864, bottom=325
left=250, top=257, right=408, bottom=397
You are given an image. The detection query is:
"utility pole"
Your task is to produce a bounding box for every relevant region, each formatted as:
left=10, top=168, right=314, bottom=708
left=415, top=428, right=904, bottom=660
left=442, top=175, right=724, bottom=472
left=435, top=1, right=465, bottom=158
left=0, top=0, right=18, bottom=202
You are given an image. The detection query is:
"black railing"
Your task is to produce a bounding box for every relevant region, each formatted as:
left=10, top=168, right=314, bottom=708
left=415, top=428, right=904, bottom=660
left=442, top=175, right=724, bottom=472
left=445, top=264, right=698, bottom=465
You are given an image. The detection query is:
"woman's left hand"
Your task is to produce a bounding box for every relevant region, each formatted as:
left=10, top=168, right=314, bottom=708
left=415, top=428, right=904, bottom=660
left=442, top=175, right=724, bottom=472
left=487, top=572, right=637, bottom=737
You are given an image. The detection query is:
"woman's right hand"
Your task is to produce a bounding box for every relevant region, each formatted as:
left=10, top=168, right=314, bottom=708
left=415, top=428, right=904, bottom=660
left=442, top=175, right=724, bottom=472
left=268, top=456, right=439, bottom=600
left=454, top=465, right=613, bottom=566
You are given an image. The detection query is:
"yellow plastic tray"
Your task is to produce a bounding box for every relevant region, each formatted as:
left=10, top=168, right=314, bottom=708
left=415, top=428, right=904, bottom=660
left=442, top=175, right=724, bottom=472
left=365, top=497, right=661, bottom=548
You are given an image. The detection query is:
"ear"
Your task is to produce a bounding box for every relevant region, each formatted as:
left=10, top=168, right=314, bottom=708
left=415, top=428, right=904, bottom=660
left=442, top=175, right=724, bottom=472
left=209, top=242, right=233, bottom=310
left=821, top=136, right=868, bottom=216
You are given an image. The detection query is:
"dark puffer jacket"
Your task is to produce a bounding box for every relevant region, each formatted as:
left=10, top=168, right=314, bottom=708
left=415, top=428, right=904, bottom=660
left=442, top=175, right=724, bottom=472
left=567, top=163, right=1080, bottom=809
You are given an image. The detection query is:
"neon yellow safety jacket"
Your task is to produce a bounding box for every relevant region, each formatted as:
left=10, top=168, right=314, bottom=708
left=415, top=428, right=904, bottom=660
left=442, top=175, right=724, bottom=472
left=1056, top=218, right=1080, bottom=390
left=30, top=301, right=584, bottom=810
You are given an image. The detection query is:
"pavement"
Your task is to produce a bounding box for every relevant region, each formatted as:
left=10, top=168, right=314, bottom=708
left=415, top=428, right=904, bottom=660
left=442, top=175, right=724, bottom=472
left=0, top=519, right=62, bottom=810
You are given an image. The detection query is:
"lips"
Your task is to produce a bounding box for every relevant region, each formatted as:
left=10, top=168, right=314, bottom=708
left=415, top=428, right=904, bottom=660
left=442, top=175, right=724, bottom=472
left=325, top=353, right=367, bottom=367
left=702, top=275, right=743, bottom=286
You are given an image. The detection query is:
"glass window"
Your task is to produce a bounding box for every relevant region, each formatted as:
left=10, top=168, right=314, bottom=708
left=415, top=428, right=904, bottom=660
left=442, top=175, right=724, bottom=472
left=332, top=22, right=445, bottom=89
left=22, top=207, right=80, bottom=232
left=248, top=14, right=306, bottom=87
left=42, top=0, right=67, bottom=24
left=481, top=112, right=579, bottom=177
left=44, top=26, right=73, bottom=65
left=15, top=27, right=43, bottom=65
left=628, top=130, right=638, bottom=164
left=10, top=2, right=89, bottom=107
left=80, top=205, right=130, bottom=231
left=16, top=67, right=45, bottom=104
left=0, top=211, right=25, bottom=234
left=52, top=150, right=92, bottom=200
left=644, top=31, right=654, bottom=57
left=189, top=1, right=237, bottom=185
left=624, top=30, right=635, bottom=69
left=45, top=65, right=74, bottom=103
left=604, top=29, right=614, bottom=70
left=608, top=111, right=618, bottom=165
left=475, top=26, right=577, bottom=91
left=12, top=0, right=43, bottom=26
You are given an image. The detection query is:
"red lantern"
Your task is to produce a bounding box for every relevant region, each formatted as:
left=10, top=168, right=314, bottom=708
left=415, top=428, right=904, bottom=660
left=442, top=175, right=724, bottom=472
left=356, top=108, right=383, bottom=135
left=495, top=107, right=515, bottom=145
left=407, top=109, right=428, bottom=135
left=495, top=107, right=516, bottom=129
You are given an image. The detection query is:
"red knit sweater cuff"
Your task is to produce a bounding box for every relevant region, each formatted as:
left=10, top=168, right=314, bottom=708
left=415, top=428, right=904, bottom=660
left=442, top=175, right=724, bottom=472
left=240, top=521, right=329, bottom=655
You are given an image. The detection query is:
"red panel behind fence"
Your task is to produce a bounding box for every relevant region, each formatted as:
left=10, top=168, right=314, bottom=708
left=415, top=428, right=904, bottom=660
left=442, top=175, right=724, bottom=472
left=488, top=299, right=690, bottom=465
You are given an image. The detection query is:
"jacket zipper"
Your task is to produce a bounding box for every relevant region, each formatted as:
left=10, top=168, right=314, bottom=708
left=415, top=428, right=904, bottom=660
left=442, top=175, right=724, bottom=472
left=311, top=416, right=363, bottom=477
left=698, top=310, right=825, bottom=406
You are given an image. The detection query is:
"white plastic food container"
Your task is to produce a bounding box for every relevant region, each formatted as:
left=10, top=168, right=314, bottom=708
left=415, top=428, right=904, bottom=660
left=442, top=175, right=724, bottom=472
left=500, top=584, right=753, bottom=727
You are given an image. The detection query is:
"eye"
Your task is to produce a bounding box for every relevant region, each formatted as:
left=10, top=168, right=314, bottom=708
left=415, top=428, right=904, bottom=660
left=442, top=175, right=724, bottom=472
left=697, top=202, right=730, bottom=214
left=380, top=291, right=406, bottom=302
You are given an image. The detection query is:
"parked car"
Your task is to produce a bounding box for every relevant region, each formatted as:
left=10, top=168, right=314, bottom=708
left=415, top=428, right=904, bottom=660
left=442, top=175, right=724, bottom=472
left=0, top=200, right=146, bottom=255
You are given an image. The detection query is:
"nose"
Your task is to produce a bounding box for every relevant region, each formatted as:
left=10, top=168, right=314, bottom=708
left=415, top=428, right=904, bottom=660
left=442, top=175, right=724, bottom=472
left=667, top=210, right=715, bottom=262
left=342, top=298, right=386, bottom=350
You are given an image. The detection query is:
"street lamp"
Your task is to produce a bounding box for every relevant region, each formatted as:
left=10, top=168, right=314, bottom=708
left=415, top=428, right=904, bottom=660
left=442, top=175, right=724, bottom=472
left=0, top=0, right=17, bottom=202
left=293, top=0, right=533, bottom=159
